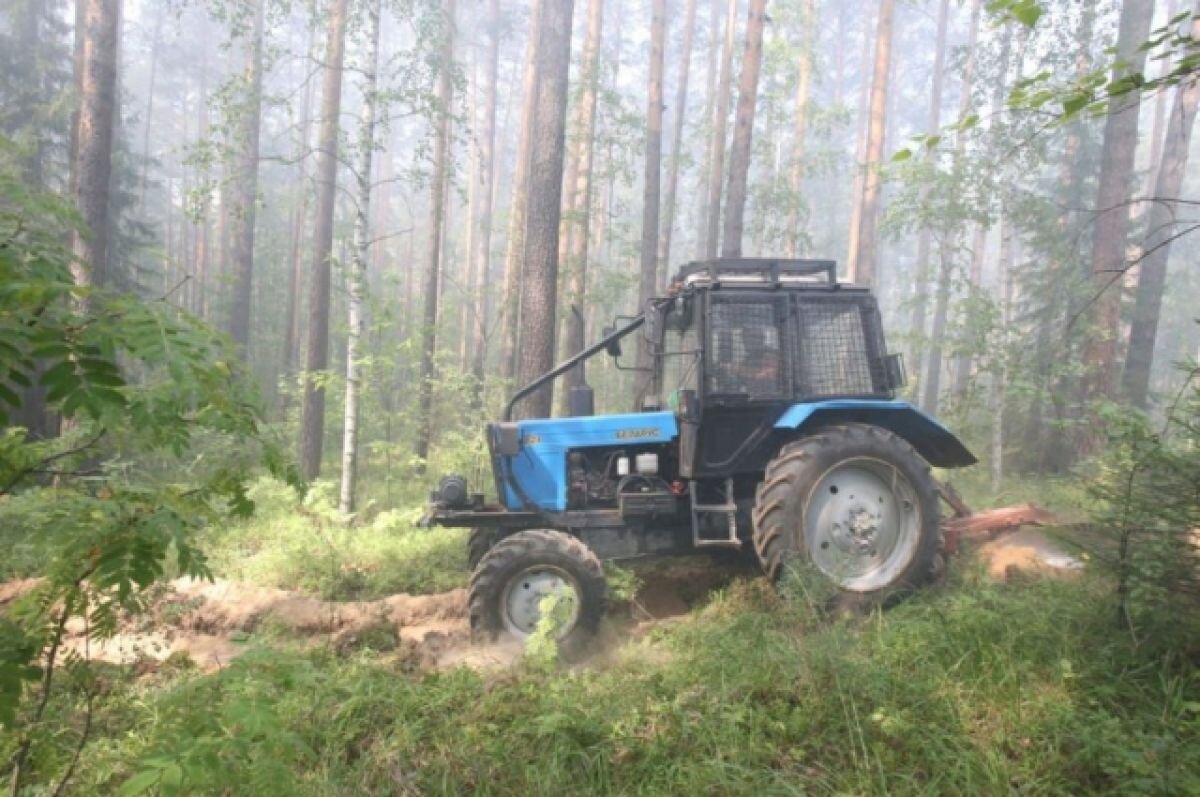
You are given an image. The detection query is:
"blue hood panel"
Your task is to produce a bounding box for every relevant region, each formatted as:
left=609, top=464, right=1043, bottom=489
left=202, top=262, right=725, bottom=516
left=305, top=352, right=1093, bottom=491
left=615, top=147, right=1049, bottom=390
left=774, top=399, right=977, bottom=468
left=504, top=412, right=678, bottom=511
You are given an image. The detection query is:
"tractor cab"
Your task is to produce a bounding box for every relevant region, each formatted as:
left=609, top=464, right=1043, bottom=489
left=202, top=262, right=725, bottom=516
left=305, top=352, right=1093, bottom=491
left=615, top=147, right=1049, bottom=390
left=425, top=259, right=976, bottom=649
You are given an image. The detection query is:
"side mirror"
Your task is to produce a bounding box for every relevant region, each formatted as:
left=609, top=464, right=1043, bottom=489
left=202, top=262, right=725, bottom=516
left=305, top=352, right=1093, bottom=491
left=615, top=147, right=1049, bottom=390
left=883, top=353, right=907, bottom=391
left=602, top=325, right=622, bottom=357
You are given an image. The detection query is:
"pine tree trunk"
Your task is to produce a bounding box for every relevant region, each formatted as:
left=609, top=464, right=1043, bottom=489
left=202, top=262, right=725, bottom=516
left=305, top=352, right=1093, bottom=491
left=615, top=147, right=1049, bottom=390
left=470, top=0, right=501, bottom=396
left=844, top=9, right=875, bottom=280
left=848, top=0, right=894, bottom=287
left=703, top=0, right=737, bottom=259
left=339, top=0, right=383, bottom=515
left=70, top=0, right=120, bottom=291
left=637, top=0, right=667, bottom=364
left=719, top=0, right=766, bottom=259
left=658, top=0, right=698, bottom=285
left=1121, top=2, right=1200, bottom=407
left=784, top=0, right=816, bottom=258
left=283, top=30, right=317, bottom=377
left=228, top=0, right=266, bottom=354
left=561, top=0, right=605, bottom=399
left=299, top=0, right=350, bottom=480
left=513, top=0, right=575, bottom=419
left=1081, top=0, right=1154, bottom=405
left=990, top=217, right=1016, bottom=494
left=695, top=0, right=721, bottom=259
left=499, top=0, right=543, bottom=383
left=908, top=0, right=949, bottom=386
left=137, top=2, right=164, bottom=215
left=415, top=0, right=456, bottom=466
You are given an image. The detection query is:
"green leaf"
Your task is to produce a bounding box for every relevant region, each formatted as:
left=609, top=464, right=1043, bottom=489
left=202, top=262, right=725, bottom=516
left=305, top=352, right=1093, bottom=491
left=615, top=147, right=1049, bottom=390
left=892, top=148, right=912, bottom=162
left=118, top=770, right=162, bottom=797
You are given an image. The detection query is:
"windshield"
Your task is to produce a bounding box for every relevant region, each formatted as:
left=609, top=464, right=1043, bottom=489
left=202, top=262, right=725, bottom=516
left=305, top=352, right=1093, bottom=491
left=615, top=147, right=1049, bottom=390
left=657, top=298, right=700, bottom=411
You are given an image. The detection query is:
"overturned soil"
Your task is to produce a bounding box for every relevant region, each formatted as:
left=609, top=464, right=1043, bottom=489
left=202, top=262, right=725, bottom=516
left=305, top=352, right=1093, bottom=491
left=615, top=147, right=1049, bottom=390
left=1, top=531, right=1080, bottom=677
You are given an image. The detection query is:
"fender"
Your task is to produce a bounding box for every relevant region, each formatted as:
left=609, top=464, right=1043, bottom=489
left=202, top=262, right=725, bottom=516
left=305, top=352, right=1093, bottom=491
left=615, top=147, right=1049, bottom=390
left=774, top=399, right=977, bottom=469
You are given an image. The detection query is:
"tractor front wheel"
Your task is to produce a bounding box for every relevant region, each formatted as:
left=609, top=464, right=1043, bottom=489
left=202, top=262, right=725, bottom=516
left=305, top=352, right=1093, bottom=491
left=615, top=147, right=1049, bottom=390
left=752, top=424, right=941, bottom=601
left=468, top=529, right=606, bottom=653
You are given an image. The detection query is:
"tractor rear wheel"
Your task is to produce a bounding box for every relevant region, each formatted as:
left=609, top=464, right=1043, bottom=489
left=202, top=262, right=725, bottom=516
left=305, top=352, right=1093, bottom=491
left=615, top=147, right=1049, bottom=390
left=468, top=529, right=606, bottom=653
left=752, top=424, right=941, bottom=601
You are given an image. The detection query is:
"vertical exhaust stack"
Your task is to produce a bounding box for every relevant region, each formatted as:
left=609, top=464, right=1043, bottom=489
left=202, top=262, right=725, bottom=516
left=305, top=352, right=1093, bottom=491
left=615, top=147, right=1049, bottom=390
left=568, top=385, right=595, bottom=417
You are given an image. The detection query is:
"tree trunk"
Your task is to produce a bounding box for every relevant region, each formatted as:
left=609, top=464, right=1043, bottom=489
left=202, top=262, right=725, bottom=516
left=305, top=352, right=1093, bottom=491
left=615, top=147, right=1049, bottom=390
left=695, top=0, right=721, bottom=259
left=498, top=0, right=543, bottom=383
left=844, top=8, right=875, bottom=279
left=719, top=0, right=766, bottom=259
left=1081, top=0, right=1155, bottom=405
left=848, top=0, right=895, bottom=287
left=228, top=0, right=266, bottom=354
left=137, top=2, right=164, bottom=216
left=299, top=0, right=350, bottom=480
left=69, top=0, right=120, bottom=291
left=990, top=216, right=1016, bottom=493
left=658, top=0, right=698, bottom=285
left=703, top=0, right=737, bottom=259
left=922, top=0, right=980, bottom=414
left=414, top=0, right=456, bottom=466
left=1121, top=2, right=1200, bottom=407
left=908, top=0, right=950, bottom=386
left=513, top=0, right=575, bottom=419
left=339, top=0, right=383, bottom=515
left=283, top=29, right=318, bottom=376
left=637, top=0, right=667, bottom=366
left=470, top=0, right=501, bottom=396
left=560, top=0, right=605, bottom=400
left=784, top=0, right=816, bottom=258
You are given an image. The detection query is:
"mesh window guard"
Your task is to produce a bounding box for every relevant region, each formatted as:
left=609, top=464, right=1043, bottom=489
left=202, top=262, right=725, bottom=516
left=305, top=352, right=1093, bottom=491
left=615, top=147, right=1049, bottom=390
left=793, top=297, right=886, bottom=397
left=707, top=300, right=786, bottom=399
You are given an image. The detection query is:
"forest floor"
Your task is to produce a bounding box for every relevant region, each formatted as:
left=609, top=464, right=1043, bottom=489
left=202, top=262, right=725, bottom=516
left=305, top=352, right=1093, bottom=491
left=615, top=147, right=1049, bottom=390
left=0, top=525, right=1081, bottom=680
left=5, top=479, right=1196, bottom=795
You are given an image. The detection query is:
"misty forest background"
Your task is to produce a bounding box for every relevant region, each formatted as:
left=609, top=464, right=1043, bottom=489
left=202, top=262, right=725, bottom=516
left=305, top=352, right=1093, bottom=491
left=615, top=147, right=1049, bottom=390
left=4, top=0, right=1200, bottom=793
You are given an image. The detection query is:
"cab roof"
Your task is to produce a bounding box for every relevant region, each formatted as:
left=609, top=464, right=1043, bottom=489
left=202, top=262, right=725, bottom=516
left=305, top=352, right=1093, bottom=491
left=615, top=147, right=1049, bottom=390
left=670, top=258, right=866, bottom=292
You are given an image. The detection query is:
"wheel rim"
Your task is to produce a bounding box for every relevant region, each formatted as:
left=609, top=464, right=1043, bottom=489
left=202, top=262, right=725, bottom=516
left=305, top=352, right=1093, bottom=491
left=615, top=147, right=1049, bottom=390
left=802, top=458, right=922, bottom=592
left=500, top=565, right=582, bottom=639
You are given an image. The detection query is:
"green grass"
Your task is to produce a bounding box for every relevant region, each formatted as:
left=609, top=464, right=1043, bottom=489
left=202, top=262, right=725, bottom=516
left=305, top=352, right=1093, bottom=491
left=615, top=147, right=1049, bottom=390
left=200, top=478, right=468, bottom=599
left=26, top=567, right=1200, bottom=796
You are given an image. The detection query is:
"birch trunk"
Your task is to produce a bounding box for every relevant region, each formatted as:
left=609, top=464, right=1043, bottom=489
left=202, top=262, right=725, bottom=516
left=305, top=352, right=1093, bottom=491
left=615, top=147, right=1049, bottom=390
left=339, top=0, right=383, bottom=515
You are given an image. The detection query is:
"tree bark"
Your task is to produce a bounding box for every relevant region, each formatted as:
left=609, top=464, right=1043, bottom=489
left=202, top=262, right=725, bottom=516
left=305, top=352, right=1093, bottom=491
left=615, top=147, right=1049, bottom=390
left=719, top=0, right=766, bottom=259
left=560, top=0, right=605, bottom=400
left=69, top=0, right=120, bottom=291
left=1081, top=0, right=1155, bottom=405
left=513, top=0, right=575, bottom=419
left=844, top=8, right=875, bottom=280
left=922, top=0, right=980, bottom=414
left=470, top=0, right=501, bottom=395
left=908, top=0, right=950, bottom=386
left=848, top=0, right=895, bottom=287
left=299, top=0, right=350, bottom=480
left=695, top=0, right=722, bottom=259
left=228, top=0, right=266, bottom=354
left=283, top=29, right=318, bottom=376
left=1121, top=2, right=1200, bottom=408
left=658, top=0, right=698, bottom=286
left=703, top=0, right=737, bottom=259
left=637, top=0, right=667, bottom=364
left=415, top=0, right=456, bottom=466
left=498, top=0, right=543, bottom=383
left=339, top=0, right=383, bottom=515
left=784, top=0, right=816, bottom=258
left=137, top=2, right=164, bottom=216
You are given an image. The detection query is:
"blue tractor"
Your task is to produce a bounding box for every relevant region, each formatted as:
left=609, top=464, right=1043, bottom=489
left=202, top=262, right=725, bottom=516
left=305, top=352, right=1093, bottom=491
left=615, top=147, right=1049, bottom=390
left=425, top=259, right=976, bottom=649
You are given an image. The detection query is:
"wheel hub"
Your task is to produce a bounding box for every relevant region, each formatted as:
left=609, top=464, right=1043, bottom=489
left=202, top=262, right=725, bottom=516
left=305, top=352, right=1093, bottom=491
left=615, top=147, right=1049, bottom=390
left=500, top=565, right=581, bottom=638
left=803, top=459, right=921, bottom=592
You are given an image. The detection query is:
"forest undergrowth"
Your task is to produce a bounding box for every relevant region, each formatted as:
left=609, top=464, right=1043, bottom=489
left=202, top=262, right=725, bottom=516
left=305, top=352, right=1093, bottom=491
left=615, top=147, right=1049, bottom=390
left=3, top=473, right=1198, bottom=795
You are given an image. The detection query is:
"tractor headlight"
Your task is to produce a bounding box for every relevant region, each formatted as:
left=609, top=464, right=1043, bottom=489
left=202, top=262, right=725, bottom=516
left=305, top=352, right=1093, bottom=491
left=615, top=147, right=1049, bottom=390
left=436, top=474, right=470, bottom=508
left=635, top=452, right=659, bottom=475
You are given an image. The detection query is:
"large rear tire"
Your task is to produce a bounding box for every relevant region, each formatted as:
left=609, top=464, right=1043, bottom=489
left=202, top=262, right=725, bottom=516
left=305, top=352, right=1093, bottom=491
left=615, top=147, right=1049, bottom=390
left=468, top=529, right=606, bottom=653
left=752, top=424, right=942, bottom=601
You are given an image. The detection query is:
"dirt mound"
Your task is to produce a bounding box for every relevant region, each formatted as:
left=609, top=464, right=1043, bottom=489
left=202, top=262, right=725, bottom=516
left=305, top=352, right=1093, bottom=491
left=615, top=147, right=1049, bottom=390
left=976, top=528, right=1084, bottom=581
